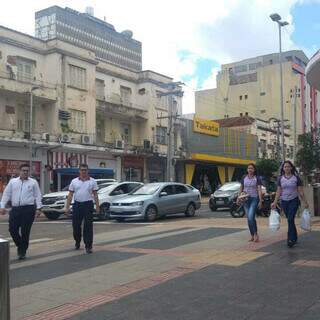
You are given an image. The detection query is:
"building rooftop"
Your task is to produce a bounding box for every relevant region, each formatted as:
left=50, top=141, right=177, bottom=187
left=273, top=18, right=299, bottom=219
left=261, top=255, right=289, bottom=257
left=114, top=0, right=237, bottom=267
left=215, top=115, right=255, bottom=127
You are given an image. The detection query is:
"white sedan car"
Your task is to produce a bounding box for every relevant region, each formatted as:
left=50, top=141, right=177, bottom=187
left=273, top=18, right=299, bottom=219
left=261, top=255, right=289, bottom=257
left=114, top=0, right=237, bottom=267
left=97, top=181, right=143, bottom=219
left=42, top=179, right=116, bottom=220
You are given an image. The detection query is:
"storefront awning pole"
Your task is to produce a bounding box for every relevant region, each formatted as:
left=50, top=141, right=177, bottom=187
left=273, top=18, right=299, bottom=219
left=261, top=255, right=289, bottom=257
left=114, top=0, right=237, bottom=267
left=0, top=238, right=10, bottom=320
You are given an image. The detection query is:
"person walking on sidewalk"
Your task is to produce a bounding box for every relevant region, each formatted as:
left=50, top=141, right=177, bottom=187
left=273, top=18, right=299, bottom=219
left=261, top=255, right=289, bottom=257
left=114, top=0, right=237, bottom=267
left=0, top=163, right=42, bottom=260
left=65, top=164, right=100, bottom=254
left=272, top=160, right=309, bottom=248
left=237, top=163, right=263, bottom=242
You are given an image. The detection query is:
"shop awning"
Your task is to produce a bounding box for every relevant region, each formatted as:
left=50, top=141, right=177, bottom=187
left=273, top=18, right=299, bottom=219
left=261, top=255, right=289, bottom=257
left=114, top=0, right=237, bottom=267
left=191, top=153, right=255, bottom=166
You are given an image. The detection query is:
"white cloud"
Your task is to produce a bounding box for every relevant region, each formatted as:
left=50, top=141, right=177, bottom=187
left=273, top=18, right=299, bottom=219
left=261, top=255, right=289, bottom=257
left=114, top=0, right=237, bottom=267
left=0, top=0, right=312, bottom=114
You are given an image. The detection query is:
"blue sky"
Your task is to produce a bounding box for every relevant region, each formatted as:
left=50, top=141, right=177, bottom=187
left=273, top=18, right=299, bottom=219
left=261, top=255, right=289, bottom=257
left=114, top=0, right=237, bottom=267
left=0, top=0, right=319, bottom=113
left=291, top=1, right=320, bottom=54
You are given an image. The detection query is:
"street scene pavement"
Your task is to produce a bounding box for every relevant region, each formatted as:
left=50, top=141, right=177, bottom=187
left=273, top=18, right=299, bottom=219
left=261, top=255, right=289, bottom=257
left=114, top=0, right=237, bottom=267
left=1, top=203, right=320, bottom=320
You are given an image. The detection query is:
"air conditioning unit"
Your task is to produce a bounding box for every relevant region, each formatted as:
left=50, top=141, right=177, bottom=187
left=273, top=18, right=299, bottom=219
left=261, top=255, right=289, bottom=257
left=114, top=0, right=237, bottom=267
left=42, top=133, right=50, bottom=141
left=143, top=139, right=151, bottom=150
left=60, top=134, right=71, bottom=143
left=81, top=135, right=93, bottom=145
left=115, top=140, right=125, bottom=149
left=14, top=131, right=25, bottom=139
left=152, top=145, right=159, bottom=153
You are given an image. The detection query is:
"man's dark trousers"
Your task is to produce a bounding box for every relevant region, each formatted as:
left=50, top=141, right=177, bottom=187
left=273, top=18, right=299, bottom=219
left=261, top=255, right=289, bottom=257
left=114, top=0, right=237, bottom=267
left=9, top=205, right=36, bottom=254
left=72, top=201, right=94, bottom=249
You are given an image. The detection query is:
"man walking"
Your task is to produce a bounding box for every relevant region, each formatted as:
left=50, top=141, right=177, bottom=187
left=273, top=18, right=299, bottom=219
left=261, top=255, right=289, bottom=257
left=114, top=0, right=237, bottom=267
left=65, top=164, right=100, bottom=254
left=0, top=164, right=42, bottom=260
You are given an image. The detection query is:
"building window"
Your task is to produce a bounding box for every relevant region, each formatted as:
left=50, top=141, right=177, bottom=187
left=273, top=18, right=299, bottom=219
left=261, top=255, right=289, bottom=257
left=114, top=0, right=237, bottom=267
left=239, top=95, right=243, bottom=100
left=17, top=59, right=35, bottom=82
left=70, top=109, right=86, bottom=133
left=156, top=126, right=167, bottom=145
left=120, top=86, right=132, bottom=105
left=69, top=65, right=86, bottom=90
left=269, top=59, right=273, bottom=65
left=156, top=91, right=168, bottom=110
left=245, top=94, right=248, bottom=100
left=120, top=123, right=131, bottom=144
left=234, top=64, right=248, bottom=73
left=95, top=79, right=105, bottom=100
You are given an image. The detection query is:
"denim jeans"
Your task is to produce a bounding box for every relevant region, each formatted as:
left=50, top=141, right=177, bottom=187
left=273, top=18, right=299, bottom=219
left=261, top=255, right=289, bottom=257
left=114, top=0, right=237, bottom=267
left=243, top=197, right=259, bottom=236
left=281, top=197, right=300, bottom=243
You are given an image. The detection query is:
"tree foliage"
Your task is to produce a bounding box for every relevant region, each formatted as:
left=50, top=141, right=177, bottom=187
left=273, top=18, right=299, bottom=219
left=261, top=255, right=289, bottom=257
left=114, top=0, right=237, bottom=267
left=256, top=158, right=280, bottom=179
left=296, top=131, right=320, bottom=175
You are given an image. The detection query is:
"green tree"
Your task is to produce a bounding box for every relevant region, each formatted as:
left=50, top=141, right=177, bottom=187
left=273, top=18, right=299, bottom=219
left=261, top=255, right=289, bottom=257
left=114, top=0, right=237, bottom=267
left=296, top=131, right=320, bottom=175
left=256, top=158, right=280, bottom=192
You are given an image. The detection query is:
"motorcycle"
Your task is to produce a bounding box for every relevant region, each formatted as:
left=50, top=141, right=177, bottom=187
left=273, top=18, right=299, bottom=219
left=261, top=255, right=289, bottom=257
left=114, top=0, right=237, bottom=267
left=230, top=192, right=277, bottom=218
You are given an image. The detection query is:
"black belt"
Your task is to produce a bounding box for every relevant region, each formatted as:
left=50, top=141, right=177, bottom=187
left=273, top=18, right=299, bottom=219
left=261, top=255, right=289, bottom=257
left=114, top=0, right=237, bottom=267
left=12, top=205, right=35, bottom=208
left=74, top=201, right=93, bottom=205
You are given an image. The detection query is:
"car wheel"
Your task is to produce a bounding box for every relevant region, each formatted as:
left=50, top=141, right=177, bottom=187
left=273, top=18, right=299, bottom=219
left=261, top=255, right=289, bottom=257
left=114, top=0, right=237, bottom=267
left=230, top=205, right=245, bottom=218
left=185, top=203, right=196, bottom=217
left=144, top=205, right=157, bottom=222
left=209, top=199, right=217, bottom=212
left=99, top=203, right=110, bottom=220
left=44, top=212, right=60, bottom=220
left=116, top=218, right=125, bottom=222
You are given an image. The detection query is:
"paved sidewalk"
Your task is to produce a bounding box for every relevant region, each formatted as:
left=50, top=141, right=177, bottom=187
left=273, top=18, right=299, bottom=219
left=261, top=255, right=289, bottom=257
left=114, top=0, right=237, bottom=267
left=2, top=214, right=320, bottom=319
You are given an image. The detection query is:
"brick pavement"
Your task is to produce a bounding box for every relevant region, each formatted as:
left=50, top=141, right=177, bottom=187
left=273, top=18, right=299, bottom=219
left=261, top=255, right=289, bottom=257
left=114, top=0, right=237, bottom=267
left=1, top=214, right=320, bottom=319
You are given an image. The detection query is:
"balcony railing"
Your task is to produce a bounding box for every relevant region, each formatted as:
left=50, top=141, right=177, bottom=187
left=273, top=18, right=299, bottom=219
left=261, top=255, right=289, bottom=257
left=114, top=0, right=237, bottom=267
left=0, top=70, right=56, bottom=89
left=97, top=94, right=148, bottom=120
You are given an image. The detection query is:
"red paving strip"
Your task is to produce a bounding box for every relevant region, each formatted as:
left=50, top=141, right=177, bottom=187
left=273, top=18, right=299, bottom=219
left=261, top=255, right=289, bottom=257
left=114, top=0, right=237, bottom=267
left=293, top=260, right=320, bottom=267
left=21, top=266, right=203, bottom=320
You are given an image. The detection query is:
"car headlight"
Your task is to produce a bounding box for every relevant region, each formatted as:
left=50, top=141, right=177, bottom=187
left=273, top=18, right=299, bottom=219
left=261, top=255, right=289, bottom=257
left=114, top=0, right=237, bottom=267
left=130, top=201, right=144, bottom=206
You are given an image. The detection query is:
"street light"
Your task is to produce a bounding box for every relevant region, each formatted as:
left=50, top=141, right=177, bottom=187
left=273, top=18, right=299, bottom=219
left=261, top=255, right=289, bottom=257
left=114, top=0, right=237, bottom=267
left=270, top=13, right=289, bottom=162
left=29, top=86, right=40, bottom=175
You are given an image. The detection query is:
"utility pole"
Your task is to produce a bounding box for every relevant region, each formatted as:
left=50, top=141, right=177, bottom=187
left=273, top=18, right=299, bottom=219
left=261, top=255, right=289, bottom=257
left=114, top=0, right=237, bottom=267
left=269, top=117, right=289, bottom=162
left=270, top=13, right=289, bottom=162
left=29, top=86, right=39, bottom=176
left=291, top=86, right=299, bottom=163
left=157, top=83, right=184, bottom=182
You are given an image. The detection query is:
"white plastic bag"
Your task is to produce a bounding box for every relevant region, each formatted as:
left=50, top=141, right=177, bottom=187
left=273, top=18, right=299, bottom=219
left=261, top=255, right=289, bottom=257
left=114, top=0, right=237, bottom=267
left=269, top=209, right=281, bottom=231
left=300, top=209, right=311, bottom=231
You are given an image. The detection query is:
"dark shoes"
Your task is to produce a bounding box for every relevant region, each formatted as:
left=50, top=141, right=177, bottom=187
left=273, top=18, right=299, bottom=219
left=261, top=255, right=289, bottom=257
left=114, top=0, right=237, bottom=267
left=17, top=248, right=26, bottom=260
left=75, top=243, right=80, bottom=250
left=85, top=247, right=93, bottom=254
left=287, top=240, right=297, bottom=248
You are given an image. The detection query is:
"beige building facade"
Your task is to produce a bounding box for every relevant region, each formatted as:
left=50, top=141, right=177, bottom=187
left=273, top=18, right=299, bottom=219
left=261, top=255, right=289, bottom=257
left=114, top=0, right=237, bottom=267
left=195, top=51, right=317, bottom=160
left=0, top=25, right=183, bottom=191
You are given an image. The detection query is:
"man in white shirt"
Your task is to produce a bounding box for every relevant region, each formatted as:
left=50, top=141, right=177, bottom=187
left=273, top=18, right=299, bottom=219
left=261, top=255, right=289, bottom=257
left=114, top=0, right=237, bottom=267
left=0, top=163, right=42, bottom=260
left=65, top=164, right=100, bottom=254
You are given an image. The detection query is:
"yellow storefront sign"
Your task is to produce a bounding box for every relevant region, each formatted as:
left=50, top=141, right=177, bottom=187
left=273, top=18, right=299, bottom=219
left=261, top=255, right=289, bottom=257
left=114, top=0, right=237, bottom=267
left=193, top=117, right=220, bottom=136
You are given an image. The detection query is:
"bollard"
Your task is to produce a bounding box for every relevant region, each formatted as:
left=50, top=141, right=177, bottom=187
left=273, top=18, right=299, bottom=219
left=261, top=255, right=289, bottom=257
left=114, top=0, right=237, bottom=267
left=0, top=239, right=10, bottom=320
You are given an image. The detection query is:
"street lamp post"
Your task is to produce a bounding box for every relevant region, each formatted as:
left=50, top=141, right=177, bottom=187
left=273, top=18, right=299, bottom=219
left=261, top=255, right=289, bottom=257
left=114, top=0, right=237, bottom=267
left=270, top=13, right=289, bottom=162
left=29, top=86, right=39, bottom=175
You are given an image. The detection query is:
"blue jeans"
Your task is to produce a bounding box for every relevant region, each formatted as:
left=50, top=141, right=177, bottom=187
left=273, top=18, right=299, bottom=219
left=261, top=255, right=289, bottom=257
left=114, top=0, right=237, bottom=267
left=281, top=197, right=300, bottom=243
left=243, top=197, right=259, bottom=236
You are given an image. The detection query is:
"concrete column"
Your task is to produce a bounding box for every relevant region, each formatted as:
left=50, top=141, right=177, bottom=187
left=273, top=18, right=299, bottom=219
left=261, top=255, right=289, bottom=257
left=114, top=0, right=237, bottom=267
left=0, top=239, right=10, bottom=320
left=116, top=156, right=122, bottom=181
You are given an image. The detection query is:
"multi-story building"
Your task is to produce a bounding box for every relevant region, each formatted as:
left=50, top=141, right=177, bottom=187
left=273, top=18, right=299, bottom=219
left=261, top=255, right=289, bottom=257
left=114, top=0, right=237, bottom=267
left=214, top=115, right=293, bottom=160
left=195, top=51, right=318, bottom=157
left=0, top=12, right=182, bottom=192
left=35, top=6, right=142, bottom=71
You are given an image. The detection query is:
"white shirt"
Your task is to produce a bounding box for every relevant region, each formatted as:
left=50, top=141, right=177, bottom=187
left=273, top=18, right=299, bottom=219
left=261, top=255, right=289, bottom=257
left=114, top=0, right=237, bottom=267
left=0, top=177, right=42, bottom=209
left=69, top=177, right=98, bottom=202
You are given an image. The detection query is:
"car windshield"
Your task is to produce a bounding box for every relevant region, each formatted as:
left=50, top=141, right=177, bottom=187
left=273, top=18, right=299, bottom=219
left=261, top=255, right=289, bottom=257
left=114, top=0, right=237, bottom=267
left=131, top=184, right=160, bottom=195
left=98, top=183, right=115, bottom=190
left=98, top=184, right=117, bottom=194
left=219, top=183, right=240, bottom=192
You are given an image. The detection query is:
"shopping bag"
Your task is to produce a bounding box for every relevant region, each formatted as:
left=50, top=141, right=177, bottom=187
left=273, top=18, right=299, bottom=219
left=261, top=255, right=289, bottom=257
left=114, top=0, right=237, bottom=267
left=269, top=209, right=281, bottom=231
left=300, top=209, right=311, bottom=231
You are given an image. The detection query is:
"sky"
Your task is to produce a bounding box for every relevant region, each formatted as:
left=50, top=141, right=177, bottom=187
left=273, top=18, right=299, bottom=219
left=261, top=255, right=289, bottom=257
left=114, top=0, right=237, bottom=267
left=1, top=0, right=320, bottom=113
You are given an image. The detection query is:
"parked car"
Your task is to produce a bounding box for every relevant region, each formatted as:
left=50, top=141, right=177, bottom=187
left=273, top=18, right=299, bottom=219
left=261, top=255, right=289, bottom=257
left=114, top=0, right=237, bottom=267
left=42, top=179, right=117, bottom=220
left=97, top=181, right=143, bottom=219
left=109, top=182, right=201, bottom=222
left=209, top=181, right=266, bottom=212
